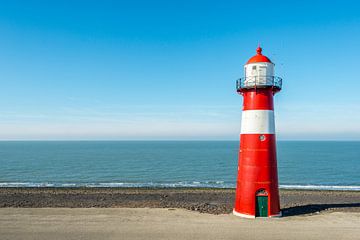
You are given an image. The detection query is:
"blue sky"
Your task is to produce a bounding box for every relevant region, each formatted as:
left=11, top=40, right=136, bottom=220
left=0, top=0, right=359, bottom=140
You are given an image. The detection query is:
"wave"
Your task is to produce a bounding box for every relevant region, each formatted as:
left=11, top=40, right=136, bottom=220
left=279, top=185, right=360, bottom=191
left=0, top=182, right=359, bottom=191
left=0, top=181, right=230, bottom=188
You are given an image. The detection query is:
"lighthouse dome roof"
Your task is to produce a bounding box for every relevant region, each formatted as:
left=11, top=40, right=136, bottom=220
left=246, top=46, right=272, bottom=64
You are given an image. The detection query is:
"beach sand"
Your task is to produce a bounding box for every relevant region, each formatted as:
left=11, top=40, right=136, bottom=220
left=0, top=208, right=359, bottom=240
left=0, top=188, right=359, bottom=239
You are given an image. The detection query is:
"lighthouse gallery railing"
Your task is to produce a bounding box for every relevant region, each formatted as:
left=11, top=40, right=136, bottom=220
left=236, top=76, right=282, bottom=91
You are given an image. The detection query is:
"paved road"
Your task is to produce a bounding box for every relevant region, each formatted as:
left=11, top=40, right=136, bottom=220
left=0, top=208, right=359, bottom=240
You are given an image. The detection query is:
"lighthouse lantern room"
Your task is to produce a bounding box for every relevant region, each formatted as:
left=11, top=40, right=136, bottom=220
left=234, top=46, right=282, bottom=218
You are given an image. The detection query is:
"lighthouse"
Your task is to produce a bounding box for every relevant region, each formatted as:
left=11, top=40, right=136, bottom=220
left=233, top=46, right=282, bottom=218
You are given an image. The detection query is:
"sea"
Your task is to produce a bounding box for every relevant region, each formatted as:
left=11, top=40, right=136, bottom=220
left=0, top=141, right=359, bottom=191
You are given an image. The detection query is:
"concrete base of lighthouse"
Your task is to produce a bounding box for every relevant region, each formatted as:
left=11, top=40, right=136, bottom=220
left=232, top=209, right=282, bottom=219
left=232, top=209, right=255, bottom=219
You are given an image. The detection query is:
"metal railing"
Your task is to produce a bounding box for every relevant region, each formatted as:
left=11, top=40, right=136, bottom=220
left=236, top=76, right=282, bottom=91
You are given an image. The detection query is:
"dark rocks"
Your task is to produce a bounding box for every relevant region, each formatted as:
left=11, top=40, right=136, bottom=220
left=0, top=188, right=359, bottom=216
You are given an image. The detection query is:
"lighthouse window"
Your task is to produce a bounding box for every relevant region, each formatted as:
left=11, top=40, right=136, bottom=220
left=252, top=66, right=257, bottom=70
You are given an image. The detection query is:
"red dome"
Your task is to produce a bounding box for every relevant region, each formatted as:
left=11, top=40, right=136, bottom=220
left=246, top=46, right=272, bottom=64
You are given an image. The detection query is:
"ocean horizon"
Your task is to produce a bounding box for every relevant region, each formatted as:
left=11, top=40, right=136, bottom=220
left=0, top=140, right=359, bottom=191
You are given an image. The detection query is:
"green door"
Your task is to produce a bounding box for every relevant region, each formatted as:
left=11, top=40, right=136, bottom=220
left=256, top=196, right=268, bottom=217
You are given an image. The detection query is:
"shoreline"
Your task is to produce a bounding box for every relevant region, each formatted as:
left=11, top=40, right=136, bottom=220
left=1, top=186, right=360, bottom=191
left=1, top=183, right=359, bottom=191
left=0, top=187, right=359, bottom=216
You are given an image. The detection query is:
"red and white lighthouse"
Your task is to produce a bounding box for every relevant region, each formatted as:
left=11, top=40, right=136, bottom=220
left=233, top=46, right=282, bottom=218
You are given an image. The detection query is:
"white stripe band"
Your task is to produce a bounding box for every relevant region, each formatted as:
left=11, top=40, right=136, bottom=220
left=241, top=110, right=275, bottom=134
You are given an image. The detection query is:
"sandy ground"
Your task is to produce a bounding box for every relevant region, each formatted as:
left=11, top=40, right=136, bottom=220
left=0, top=208, right=359, bottom=240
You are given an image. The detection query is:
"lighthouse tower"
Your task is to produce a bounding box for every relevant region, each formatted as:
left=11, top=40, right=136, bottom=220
left=233, top=46, right=282, bottom=218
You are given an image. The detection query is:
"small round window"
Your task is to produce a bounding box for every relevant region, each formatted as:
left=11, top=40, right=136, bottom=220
left=259, top=135, right=266, bottom=141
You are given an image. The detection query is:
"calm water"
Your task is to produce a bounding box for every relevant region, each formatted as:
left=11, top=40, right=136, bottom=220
left=0, top=141, right=359, bottom=190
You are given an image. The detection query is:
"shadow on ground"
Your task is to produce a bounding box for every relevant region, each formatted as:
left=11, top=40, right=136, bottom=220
left=281, top=203, right=360, bottom=217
